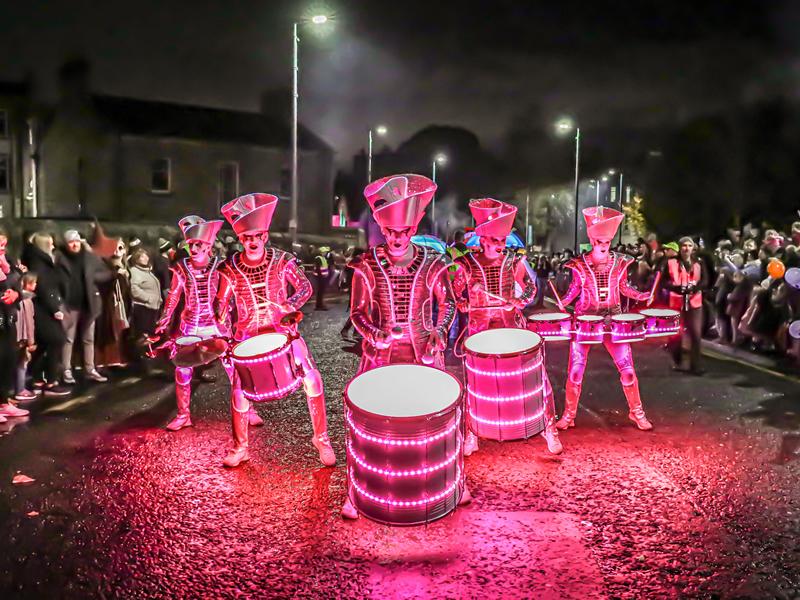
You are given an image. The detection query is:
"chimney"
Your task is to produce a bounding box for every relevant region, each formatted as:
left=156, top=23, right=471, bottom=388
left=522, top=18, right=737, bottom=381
left=58, top=58, right=91, bottom=108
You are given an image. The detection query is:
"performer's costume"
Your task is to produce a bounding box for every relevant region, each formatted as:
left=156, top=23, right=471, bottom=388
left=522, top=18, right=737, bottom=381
left=156, top=216, right=232, bottom=431
left=216, top=193, right=335, bottom=468
left=349, top=174, right=456, bottom=373
left=453, top=198, right=561, bottom=454
left=556, top=207, right=653, bottom=431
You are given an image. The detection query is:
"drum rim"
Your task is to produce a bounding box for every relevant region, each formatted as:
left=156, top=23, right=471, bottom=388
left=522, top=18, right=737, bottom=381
left=463, top=328, right=543, bottom=358
left=231, top=331, right=291, bottom=359
left=345, top=364, right=463, bottom=420
left=528, top=312, right=572, bottom=322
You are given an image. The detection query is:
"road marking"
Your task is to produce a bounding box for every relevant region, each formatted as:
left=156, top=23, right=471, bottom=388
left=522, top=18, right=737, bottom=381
left=41, top=377, right=144, bottom=414
left=703, top=348, right=800, bottom=383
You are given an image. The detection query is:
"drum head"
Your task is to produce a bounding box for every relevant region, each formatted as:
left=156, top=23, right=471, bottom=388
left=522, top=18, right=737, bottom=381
left=464, top=328, right=542, bottom=356
left=529, top=312, right=570, bottom=322
left=577, top=315, right=604, bottom=322
left=612, top=313, right=644, bottom=322
left=233, top=333, right=288, bottom=358
left=347, top=365, right=461, bottom=418
left=641, top=308, right=679, bottom=317
left=175, top=335, right=202, bottom=347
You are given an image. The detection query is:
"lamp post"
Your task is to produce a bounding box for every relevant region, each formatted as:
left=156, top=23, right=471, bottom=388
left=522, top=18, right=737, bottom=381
left=431, top=153, right=447, bottom=236
left=290, top=14, right=329, bottom=247
left=367, top=124, right=388, bottom=183
left=555, top=117, right=580, bottom=252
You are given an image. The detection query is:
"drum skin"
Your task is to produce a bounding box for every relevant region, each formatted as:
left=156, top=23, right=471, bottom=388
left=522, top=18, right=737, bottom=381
left=345, top=365, right=464, bottom=526
left=610, top=313, right=646, bottom=343
left=464, top=328, right=546, bottom=441
left=231, top=333, right=301, bottom=402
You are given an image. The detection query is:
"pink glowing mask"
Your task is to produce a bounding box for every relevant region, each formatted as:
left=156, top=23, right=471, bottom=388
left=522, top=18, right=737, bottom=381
left=480, top=235, right=505, bottom=260
left=589, top=237, right=611, bottom=261
left=240, top=232, right=268, bottom=262
left=381, top=226, right=416, bottom=258
left=188, top=240, right=212, bottom=263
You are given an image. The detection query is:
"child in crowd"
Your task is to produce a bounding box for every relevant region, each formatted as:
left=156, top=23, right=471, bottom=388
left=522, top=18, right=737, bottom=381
left=15, top=273, right=38, bottom=401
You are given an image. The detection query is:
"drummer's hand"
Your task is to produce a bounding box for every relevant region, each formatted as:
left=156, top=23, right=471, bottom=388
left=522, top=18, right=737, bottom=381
left=428, top=328, right=445, bottom=351
left=374, top=329, right=392, bottom=349
left=470, top=283, right=484, bottom=294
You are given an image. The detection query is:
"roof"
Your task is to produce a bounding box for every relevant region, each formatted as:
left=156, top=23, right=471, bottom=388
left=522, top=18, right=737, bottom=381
left=92, top=94, right=332, bottom=153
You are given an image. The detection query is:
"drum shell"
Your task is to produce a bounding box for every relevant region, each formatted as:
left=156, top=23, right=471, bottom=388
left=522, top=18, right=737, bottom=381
left=231, top=335, right=301, bottom=402
left=345, top=368, right=464, bottom=526
left=640, top=309, right=681, bottom=338
left=527, top=313, right=573, bottom=342
left=464, top=330, right=545, bottom=441
left=575, top=316, right=605, bottom=345
left=610, top=314, right=646, bottom=343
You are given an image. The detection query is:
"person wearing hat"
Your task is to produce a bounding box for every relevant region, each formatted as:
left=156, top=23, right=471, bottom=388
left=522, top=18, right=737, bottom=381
left=556, top=206, right=656, bottom=432
left=155, top=216, right=242, bottom=432
left=313, top=245, right=331, bottom=311
left=216, top=193, right=336, bottom=469
left=452, top=198, right=562, bottom=456
left=151, top=237, right=175, bottom=301
left=349, top=174, right=457, bottom=373
left=344, top=174, right=464, bottom=520
left=56, top=229, right=113, bottom=384
left=662, top=236, right=708, bottom=375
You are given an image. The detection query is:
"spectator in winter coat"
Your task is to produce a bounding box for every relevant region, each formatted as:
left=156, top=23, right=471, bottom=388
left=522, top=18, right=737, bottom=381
left=129, top=249, right=162, bottom=338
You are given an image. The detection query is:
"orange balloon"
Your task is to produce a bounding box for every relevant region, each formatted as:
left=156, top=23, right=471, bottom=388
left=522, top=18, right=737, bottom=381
left=767, top=258, right=786, bottom=279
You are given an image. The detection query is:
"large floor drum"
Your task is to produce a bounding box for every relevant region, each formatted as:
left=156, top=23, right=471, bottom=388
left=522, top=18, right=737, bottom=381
left=464, top=328, right=546, bottom=441
left=345, top=364, right=464, bottom=526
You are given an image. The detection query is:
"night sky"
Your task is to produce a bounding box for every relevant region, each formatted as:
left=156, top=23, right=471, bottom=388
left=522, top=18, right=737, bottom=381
left=1, top=0, right=794, bottom=165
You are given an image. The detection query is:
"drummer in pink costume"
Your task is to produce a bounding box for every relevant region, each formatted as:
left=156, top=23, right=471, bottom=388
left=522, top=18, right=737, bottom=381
left=349, top=174, right=456, bottom=373
left=453, top=198, right=562, bottom=455
left=556, top=206, right=654, bottom=431
left=215, top=193, right=336, bottom=468
left=343, top=174, right=463, bottom=520
left=155, top=215, right=253, bottom=431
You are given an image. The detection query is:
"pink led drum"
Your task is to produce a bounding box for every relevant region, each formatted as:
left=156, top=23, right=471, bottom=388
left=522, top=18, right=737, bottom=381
left=231, top=333, right=302, bottom=402
left=640, top=308, right=681, bottom=338
left=575, top=315, right=605, bottom=344
left=527, top=312, right=573, bottom=342
left=464, top=328, right=546, bottom=441
left=610, top=313, right=647, bottom=343
left=345, top=364, right=464, bottom=525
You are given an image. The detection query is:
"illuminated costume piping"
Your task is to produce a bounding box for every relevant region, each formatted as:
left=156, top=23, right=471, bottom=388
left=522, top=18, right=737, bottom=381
left=556, top=206, right=653, bottom=431
left=216, top=193, right=335, bottom=468
left=453, top=198, right=561, bottom=454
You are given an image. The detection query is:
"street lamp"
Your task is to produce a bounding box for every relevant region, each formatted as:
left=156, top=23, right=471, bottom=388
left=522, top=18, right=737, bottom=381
left=431, top=153, right=448, bottom=236
left=291, top=14, right=330, bottom=247
left=367, top=125, right=388, bottom=182
left=555, top=117, right=580, bottom=252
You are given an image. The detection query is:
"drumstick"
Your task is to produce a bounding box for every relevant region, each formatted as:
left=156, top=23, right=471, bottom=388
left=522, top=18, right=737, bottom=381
left=548, top=279, right=566, bottom=312
left=647, top=271, right=662, bottom=306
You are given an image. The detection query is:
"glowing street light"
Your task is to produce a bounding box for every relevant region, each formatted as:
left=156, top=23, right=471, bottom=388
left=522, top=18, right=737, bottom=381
left=367, top=124, right=388, bottom=182
left=290, top=13, right=332, bottom=246
left=554, top=117, right=580, bottom=252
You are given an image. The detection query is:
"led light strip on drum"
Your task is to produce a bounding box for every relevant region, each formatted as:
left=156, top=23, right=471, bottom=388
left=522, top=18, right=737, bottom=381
left=465, top=357, right=543, bottom=377
left=349, top=467, right=462, bottom=507
left=345, top=411, right=458, bottom=447
left=242, top=376, right=303, bottom=401
left=467, top=382, right=545, bottom=403
left=347, top=441, right=460, bottom=477
left=232, top=343, right=293, bottom=365
left=468, top=406, right=545, bottom=426
left=647, top=326, right=680, bottom=334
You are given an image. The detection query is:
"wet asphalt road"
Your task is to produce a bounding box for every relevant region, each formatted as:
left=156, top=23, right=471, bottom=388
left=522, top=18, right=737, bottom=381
left=1, top=299, right=799, bottom=599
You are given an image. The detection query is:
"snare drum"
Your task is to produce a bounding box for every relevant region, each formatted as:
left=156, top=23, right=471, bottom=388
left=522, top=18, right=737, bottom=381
left=464, top=328, right=546, bottom=441
left=231, top=333, right=302, bottom=402
left=345, top=364, right=464, bottom=526
left=610, top=313, right=646, bottom=343
left=575, top=315, right=605, bottom=344
left=640, top=308, right=681, bottom=337
left=527, top=312, right=573, bottom=342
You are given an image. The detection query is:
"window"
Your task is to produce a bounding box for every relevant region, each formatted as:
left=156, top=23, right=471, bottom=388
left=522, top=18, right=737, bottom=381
left=0, top=111, right=7, bottom=138
left=0, top=154, right=8, bottom=191
left=150, top=158, right=171, bottom=193
left=218, top=162, right=239, bottom=207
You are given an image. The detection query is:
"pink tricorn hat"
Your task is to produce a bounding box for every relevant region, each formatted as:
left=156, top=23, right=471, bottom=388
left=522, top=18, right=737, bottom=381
left=470, top=198, right=517, bottom=239
left=364, top=174, right=436, bottom=228
left=583, top=206, right=624, bottom=240
left=178, top=215, right=223, bottom=245
left=221, top=193, right=279, bottom=235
